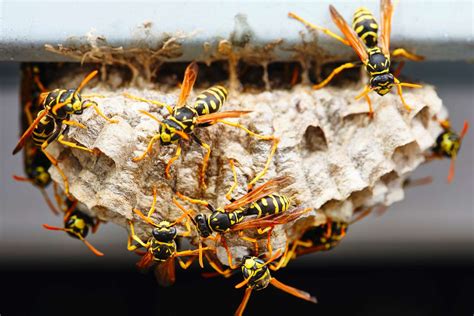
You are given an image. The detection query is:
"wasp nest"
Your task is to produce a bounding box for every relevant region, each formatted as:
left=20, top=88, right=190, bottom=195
left=45, top=68, right=444, bottom=265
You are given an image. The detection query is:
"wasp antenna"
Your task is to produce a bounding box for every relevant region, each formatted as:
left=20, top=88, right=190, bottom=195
left=42, top=224, right=67, bottom=232
left=460, top=120, right=469, bottom=140
left=76, top=70, right=98, bottom=95
left=447, top=155, right=456, bottom=183
left=12, top=175, right=33, bottom=182
left=80, top=237, right=104, bottom=257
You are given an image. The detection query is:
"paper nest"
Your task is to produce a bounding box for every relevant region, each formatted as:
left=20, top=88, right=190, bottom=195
left=47, top=82, right=444, bottom=266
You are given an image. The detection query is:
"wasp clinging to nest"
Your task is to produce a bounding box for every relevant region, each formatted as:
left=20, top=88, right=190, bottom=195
left=12, top=70, right=118, bottom=197
left=289, top=0, right=424, bottom=116
left=124, top=62, right=279, bottom=189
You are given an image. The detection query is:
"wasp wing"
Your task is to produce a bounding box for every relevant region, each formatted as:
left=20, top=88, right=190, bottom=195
left=379, top=0, right=394, bottom=56
left=177, top=62, right=199, bottom=108
left=154, top=258, right=176, bottom=287
left=223, top=176, right=293, bottom=212
left=12, top=109, right=49, bottom=155
left=196, top=110, right=252, bottom=124
left=231, top=207, right=311, bottom=231
left=329, top=5, right=368, bottom=62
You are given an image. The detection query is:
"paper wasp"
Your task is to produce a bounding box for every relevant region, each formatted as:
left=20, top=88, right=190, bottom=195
left=175, top=160, right=311, bottom=268
left=289, top=0, right=423, bottom=116
left=43, top=198, right=104, bottom=256
left=234, top=253, right=317, bottom=316
left=124, top=61, right=279, bottom=189
left=429, top=120, right=469, bottom=183
left=127, top=186, right=208, bottom=286
left=12, top=70, right=117, bottom=197
left=13, top=65, right=60, bottom=214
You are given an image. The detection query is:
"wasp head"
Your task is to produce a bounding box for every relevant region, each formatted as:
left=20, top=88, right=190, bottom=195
left=370, top=73, right=394, bottom=96
left=31, top=166, right=51, bottom=187
left=65, top=212, right=91, bottom=239
left=194, top=214, right=212, bottom=238
left=434, top=131, right=461, bottom=158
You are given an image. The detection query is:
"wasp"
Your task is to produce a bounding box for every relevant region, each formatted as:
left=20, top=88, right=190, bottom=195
left=289, top=0, right=424, bottom=116
left=13, top=65, right=60, bottom=214
left=429, top=120, right=469, bottom=183
left=234, top=254, right=317, bottom=316
left=124, top=62, right=279, bottom=189
left=43, top=198, right=104, bottom=256
left=175, top=160, right=311, bottom=268
left=12, top=70, right=117, bottom=197
left=127, top=186, right=207, bottom=286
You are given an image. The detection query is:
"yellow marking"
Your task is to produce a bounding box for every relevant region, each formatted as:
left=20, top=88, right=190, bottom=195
left=261, top=198, right=268, bottom=207
left=355, top=25, right=365, bottom=34
left=361, top=31, right=377, bottom=41
left=270, top=195, right=280, bottom=214
left=370, top=23, right=378, bottom=29
left=353, top=15, right=375, bottom=26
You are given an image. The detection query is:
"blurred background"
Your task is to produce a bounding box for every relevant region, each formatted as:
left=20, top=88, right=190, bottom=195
left=1, top=61, right=472, bottom=316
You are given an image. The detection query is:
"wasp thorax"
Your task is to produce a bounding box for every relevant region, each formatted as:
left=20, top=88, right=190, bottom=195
left=152, top=223, right=177, bottom=242
left=31, top=166, right=51, bottom=187
left=172, top=107, right=198, bottom=134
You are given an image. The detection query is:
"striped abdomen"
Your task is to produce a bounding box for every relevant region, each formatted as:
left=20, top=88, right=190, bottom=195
left=352, top=7, right=378, bottom=48
left=193, top=86, right=228, bottom=116
left=31, top=112, right=59, bottom=147
left=245, top=194, right=291, bottom=218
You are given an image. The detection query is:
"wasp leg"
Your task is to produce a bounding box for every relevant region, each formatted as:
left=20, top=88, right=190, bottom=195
left=146, top=186, right=158, bottom=218
left=394, top=78, right=422, bottom=112
left=62, top=119, right=86, bottom=129
left=177, top=256, right=196, bottom=269
left=235, top=287, right=253, bottom=316
left=57, top=134, right=93, bottom=154
left=39, top=188, right=60, bottom=215
left=288, top=12, right=350, bottom=46
left=123, top=92, right=174, bottom=115
left=204, top=252, right=233, bottom=277
left=313, top=62, right=360, bottom=90
left=133, top=134, right=161, bottom=162
left=391, top=48, right=424, bottom=61
left=355, top=85, right=374, bottom=117
left=41, top=141, right=71, bottom=197
left=176, top=191, right=210, bottom=207
left=165, top=143, right=182, bottom=179
left=220, top=236, right=239, bottom=269
left=282, top=240, right=313, bottom=268
left=270, top=239, right=290, bottom=271
left=269, top=278, right=317, bottom=303
left=238, top=230, right=259, bottom=254
left=83, top=100, right=118, bottom=124
left=191, top=134, right=211, bottom=188
left=127, top=220, right=150, bottom=251
left=216, top=120, right=279, bottom=190
left=226, top=159, right=239, bottom=201
left=82, top=93, right=106, bottom=99
left=257, top=226, right=274, bottom=256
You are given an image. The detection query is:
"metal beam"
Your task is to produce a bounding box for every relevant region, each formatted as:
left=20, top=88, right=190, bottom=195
left=1, top=0, right=473, bottom=62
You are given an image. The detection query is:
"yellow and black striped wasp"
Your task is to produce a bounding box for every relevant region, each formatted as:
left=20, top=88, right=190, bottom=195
left=124, top=62, right=279, bottom=189
left=289, top=0, right=423, bottom=116
left=127, top=186, right=208, bottom=286
left=13, top=65, right=60, bottom=214
left=43, top=198, right=104, bottom=256
left=175, top=160, right=311, bottom=268
left=12, top=70, right=117, bottom=197
left=429, top=120, right=469, bottom=183
left=233, top=253, right=317, bottom=316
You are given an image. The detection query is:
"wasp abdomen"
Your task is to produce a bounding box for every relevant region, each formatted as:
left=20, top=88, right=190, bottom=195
left=245, top=194, right=291, bottom=218
left=193, top=85, right=228, bottom=115
left=352, top=7, right=379, bottom=48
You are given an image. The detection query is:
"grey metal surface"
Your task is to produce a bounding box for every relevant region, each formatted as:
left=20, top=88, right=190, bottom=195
left=0, top=61, right=472, bottom=266
left=1, top=1, right=473, bottom=62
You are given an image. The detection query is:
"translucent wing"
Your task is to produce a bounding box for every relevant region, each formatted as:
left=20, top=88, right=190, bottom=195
left=196, top=110, right=252, bottom=124
left=379, top=0, right=394, bottom=55
left=231, top=207, right=311, bottom=231
left=154, top=258, right=176, bottom=287
left=177, top=62, right=199, bottom=107
left=329, top=5, right=368, bottom=62
left=12, top=109, right=49, bottom=155
left=223, top=176, right=293, bottom=212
